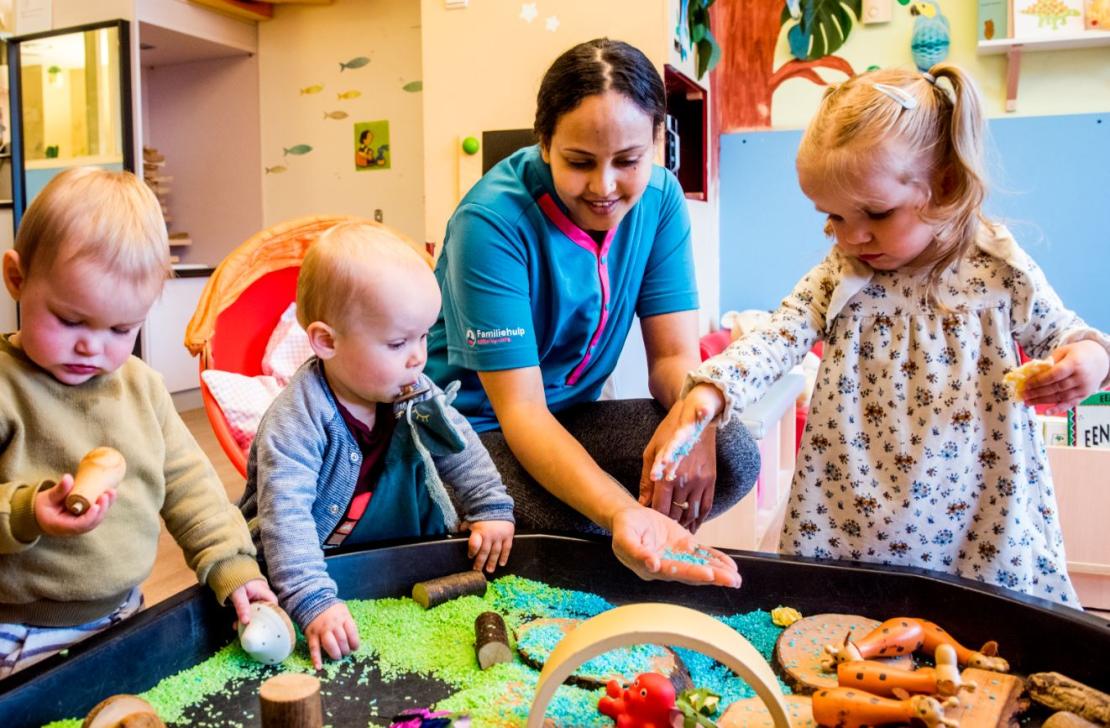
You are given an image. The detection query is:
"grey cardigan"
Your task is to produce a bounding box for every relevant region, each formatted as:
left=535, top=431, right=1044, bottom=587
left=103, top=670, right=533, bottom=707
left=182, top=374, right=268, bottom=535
left=240, top=359, right=513, bottom=629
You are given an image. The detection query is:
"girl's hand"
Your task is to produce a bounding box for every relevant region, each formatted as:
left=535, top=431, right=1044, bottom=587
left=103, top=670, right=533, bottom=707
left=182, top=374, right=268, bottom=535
left=464, top=520, right=515, bottom=573
left=34, top=474, right=116, bottom=537
left=1023, top=340, right=1110, bottom=414
left=644, top=384, right=725, bottom=484
left=228, top=578, right=278, bottom=627
left=610, top=505, right=741, bottom=588
left=304, top=602, right=360, bottom=670
left=641, top=418, right=717, bottom=532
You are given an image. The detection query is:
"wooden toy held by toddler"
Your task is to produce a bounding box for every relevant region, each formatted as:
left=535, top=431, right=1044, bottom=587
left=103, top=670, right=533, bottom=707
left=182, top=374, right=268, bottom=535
left=66, top=447, right=126, bottom=515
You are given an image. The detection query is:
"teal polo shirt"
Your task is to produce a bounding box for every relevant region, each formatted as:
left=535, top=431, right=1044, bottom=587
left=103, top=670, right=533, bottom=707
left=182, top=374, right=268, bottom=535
left=426, top=145, right=698, bottom=432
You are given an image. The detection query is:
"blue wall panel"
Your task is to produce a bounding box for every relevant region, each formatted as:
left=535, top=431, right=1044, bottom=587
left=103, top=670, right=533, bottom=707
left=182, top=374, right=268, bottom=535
left=719, top=113, right=1109, bottom=331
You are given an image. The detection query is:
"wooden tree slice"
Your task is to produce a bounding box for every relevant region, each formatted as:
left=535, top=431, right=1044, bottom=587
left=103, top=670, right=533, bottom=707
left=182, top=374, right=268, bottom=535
left=718, top=695, right=817, bottom=728
left=259, top=673, right=323, bottom=728
left=946, top=667, right=1027, bottom=727
left=775, top=614, right=914, bottom=693
left=526, top=603, right=790, bottom=728
left=1043, top=712, right=1102, bottom=728
left=515, top=617, right=690, bottom=692
left=82, top=694, right=165, bottom=728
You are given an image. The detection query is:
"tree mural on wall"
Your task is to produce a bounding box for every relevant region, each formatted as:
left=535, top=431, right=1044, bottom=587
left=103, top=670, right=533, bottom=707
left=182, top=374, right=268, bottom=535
left=714, top=0, right=862, bottom=132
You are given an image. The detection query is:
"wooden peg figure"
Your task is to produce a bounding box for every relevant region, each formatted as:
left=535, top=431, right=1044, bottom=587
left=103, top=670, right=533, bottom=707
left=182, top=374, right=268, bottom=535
left=67, top=447, right=126, bottom=515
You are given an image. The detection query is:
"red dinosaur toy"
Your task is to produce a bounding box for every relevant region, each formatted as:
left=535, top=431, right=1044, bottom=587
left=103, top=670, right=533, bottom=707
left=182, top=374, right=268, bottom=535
left=598, top=672, right=677, bottom=728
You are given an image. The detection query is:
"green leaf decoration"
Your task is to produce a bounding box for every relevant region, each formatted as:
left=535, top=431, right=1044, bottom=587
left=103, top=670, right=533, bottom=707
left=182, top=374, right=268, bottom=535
left=677, top=686, right=722, bottom=727
left=781, top=0, right=863, bottom=61
left=688, top=0, right=722, bottom=80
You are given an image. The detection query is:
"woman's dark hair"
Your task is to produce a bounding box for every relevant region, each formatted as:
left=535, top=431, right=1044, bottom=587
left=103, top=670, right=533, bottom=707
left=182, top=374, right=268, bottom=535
left=534, top=38, right=666, bottom=147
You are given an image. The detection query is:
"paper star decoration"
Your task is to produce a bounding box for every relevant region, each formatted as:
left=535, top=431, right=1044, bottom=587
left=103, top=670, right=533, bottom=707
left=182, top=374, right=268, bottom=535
left=545, top=15, right=560, bottom=31
left=520, top=3, right=538, bottom=22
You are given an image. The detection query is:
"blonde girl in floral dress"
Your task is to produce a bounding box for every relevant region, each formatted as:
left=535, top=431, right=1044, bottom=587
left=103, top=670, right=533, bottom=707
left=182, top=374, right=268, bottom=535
left=647, top=65, right=1110, bottom=606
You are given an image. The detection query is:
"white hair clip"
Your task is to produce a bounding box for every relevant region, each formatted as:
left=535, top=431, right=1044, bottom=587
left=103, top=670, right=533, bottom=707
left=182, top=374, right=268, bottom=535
left=922, top=71, right=937, bottom=84
left=873, top=83, right=918, bottom=110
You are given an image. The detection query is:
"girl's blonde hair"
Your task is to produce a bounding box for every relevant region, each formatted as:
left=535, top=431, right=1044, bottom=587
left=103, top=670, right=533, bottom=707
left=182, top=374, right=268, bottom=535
left=297, top=221, right=432, bottom=330
left=797, top=64, right=989, bottom=304
left=15, top=167, right=171, bottom=288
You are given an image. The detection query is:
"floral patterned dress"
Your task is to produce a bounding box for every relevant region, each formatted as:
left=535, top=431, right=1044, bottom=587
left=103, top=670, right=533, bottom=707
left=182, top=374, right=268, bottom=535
left=692, top=225, right=1110, bottom=606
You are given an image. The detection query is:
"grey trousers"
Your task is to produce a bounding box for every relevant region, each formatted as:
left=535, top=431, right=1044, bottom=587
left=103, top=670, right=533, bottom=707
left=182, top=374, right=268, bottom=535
left=479, top=398, right=760, bottom=535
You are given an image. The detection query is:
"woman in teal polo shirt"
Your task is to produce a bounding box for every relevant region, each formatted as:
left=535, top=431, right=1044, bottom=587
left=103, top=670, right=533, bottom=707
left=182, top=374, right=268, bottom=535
left=426, top=39, right=758, bottom=586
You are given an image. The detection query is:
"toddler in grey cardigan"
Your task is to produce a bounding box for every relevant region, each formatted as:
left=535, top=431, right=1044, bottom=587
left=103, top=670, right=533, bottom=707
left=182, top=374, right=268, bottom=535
left=241, top=222, right=514, bottom=669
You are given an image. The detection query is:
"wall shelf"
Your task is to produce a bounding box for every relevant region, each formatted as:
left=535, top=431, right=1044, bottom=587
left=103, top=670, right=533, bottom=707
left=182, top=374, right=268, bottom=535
left=977, top=30, right=1110, bottom=112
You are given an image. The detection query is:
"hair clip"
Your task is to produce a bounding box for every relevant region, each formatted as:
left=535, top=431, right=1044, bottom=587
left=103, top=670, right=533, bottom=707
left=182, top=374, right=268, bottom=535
left=922, top=71, right=937, bottom=85
left=873, top=83, right=918, bottom=110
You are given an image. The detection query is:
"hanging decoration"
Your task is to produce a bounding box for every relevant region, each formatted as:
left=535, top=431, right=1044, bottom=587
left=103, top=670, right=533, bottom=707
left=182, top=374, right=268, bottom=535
left=898, top=0, right=950, bottom=71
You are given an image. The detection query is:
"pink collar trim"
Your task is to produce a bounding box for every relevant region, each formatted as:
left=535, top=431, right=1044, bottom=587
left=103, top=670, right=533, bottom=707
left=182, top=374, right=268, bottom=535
left=537, top=193, right=616, bottom=256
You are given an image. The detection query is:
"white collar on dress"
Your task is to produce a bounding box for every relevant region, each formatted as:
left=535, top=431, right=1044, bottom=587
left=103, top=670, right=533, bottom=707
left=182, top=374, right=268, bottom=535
left=822, top=222, right=1028, bottom=331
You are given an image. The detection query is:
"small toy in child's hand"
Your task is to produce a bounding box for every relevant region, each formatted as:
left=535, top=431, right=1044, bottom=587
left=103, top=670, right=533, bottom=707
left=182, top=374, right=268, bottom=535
left=66, top=447, right=126, bottom=515
left=238, top=602, right=296, bottom=665
left=1003, top=358, right=1054, bottom=401
left=597, top=672, right=678, bottom=727
left=81, top=694, right=165, bottom=728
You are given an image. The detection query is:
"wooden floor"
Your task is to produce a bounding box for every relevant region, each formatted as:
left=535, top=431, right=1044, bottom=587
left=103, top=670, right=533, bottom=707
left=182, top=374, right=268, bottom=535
left=140, top=408, right=246, bottom=606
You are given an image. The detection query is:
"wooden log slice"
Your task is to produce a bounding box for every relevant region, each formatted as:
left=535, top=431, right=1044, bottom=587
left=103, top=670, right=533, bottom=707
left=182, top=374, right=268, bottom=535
left=259, top=673, right=324, bottom=728
left=775, top=614, right=913, bottom=693
left=1028, top=672, right=1110, bottom=725
left=1043, top=712, right=1102, bottom=728
left=514, top=617, right=691, bottom=692
left=718, top=695, right=817, bottom=728
left=82, top=695, right=165, bottom=728
left=411, top=570, right=487, bottom=609
left=946, top=667, right=1027, bottom=728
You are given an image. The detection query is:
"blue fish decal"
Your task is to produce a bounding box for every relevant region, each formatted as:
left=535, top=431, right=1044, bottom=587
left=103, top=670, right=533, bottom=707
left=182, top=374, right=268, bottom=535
left=340, top=56, right=370, bottom=71
left=283, top=144, right=313, bottom=156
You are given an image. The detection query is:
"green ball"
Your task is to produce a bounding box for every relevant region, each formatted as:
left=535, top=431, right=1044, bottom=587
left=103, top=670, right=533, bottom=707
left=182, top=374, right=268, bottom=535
left=462, top=136, right=480, bottom=155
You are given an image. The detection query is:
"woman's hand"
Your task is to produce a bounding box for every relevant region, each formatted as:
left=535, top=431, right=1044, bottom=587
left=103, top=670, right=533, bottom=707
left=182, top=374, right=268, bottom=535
left=464, top=520, right=515, bottom=573
left=641, top=412, right=717, bottom=532
left=304, top=602, right=361, bottom=670
left=34, top=474, right=116, bottom=537
left=610, top=505, right=741, bottom=588
left=1024, top=340, right=1110, bottom=414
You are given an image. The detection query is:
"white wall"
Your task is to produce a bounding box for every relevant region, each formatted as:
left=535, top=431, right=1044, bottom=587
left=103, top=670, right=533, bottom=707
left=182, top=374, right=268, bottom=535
left=258, top=0, right=425, bottom=242
left=144, top=55, right=263, bottom=264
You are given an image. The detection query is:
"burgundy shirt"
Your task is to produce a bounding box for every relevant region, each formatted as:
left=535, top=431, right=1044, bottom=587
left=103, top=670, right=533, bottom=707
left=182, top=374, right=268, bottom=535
left=325, top=398, right=395, bottom=545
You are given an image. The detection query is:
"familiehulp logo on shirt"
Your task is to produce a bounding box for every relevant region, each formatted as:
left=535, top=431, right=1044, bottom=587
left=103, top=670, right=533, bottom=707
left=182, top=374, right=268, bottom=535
left=465, top=326, right=527, bottom=347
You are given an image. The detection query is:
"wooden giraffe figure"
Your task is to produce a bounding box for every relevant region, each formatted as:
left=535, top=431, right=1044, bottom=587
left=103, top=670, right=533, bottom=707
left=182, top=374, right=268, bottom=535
left=837, top=644, right=976, bottom=698
left=822, top=618, right=1009, bottom=673
left=811, top=686, right=960, bottom=728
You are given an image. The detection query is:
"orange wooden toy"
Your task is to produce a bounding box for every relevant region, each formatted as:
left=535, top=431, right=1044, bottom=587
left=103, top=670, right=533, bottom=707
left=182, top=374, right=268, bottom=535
left=811, top=687, right=960, bottom=728
left=823, top=618, right=1009, bottom=673
left=837, top=644, right=974, bottom=699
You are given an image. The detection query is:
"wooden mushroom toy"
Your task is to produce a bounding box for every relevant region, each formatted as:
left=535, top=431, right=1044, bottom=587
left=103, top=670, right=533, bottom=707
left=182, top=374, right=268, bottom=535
left=67, top=447, right=126, bottom=515
left=238, top=602, right=296, bottom=665
left=82, top=694, right=165, bottom=728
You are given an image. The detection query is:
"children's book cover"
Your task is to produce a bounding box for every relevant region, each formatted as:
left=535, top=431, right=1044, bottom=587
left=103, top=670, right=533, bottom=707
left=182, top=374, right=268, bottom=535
left=1068, top=391, right=1110, bottom=449
left=1013, top=0, right=1085, bottom=37
left=354, top=120, right=390, bottom=171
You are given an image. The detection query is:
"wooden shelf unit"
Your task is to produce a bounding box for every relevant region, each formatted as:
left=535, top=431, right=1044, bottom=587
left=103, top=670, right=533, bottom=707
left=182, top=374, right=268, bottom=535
left=977, top=30, right=1110, bottom=112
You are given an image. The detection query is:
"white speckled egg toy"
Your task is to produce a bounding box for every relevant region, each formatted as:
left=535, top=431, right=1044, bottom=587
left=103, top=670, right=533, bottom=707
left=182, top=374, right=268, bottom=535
left=238, top=602, right=296, bottom=665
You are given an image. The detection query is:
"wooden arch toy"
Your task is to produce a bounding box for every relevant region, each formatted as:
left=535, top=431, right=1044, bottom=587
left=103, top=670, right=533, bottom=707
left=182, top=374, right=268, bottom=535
left=526, top=603, right=791, bottom=728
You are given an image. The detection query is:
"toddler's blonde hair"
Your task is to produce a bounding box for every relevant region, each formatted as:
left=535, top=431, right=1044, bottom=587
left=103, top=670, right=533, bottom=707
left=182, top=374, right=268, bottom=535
left=297, top=221, right=433, bottom=331
left=15, top=167, right=171, bottom=288
left=797, top=64, right=989, bottom=304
